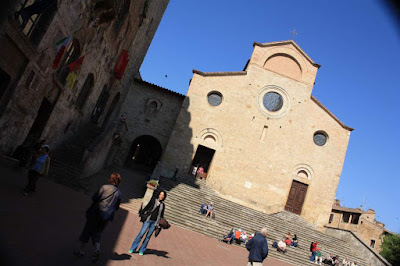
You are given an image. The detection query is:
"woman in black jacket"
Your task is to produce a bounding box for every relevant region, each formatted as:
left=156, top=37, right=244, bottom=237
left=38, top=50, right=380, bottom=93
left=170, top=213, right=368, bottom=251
left=129, top=190, right=167, bottom=255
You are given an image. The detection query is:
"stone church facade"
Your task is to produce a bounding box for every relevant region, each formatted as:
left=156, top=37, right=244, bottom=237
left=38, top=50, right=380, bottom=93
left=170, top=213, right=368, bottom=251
left=155, top=40, right=353, bottom=227
left=0, top=0, right=169, bottom=157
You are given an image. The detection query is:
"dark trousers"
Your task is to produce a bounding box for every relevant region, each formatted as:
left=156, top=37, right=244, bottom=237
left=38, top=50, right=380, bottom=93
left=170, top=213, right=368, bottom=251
left=79, top=214, right=108, bottom=245
left=25, top=170, right=40, bottom=193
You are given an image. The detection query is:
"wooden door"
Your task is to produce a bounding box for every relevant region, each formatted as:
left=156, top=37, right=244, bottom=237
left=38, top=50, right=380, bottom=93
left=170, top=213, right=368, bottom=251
left=285, top=180, right=308, bottom=215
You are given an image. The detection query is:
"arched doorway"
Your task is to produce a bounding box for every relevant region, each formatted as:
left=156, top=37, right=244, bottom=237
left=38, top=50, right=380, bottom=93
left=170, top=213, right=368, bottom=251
left=125, top=135, right=162, bottom=173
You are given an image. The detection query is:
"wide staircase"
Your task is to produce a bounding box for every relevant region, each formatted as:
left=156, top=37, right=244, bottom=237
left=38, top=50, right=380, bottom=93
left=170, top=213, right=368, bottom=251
left=48, top=123, right=104, bottom=192
left=151, top=177, right=368, bottom=266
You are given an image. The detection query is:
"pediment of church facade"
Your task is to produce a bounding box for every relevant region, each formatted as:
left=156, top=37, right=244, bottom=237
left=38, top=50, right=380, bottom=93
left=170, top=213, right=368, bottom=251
left=249, top=40, right=320, bottom=86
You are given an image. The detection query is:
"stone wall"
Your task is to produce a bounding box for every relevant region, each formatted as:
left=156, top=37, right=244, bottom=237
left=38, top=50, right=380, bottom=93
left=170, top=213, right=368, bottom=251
left=160, top=41, right=352, bottom=227
left=0, top=0, right=169, bottom=157
left=325, top=227, right=391, bottom=266
left=115, top=79, right=184, bottom=167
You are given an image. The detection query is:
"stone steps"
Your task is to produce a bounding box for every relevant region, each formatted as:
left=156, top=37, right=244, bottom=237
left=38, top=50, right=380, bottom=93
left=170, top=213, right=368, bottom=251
left=160, top=178, right=349, bottom=246
left=147, top=177, right=368, bottom=266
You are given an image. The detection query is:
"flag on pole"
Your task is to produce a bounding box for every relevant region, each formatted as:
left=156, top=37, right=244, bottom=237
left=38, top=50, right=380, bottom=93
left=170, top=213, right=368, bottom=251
left=68, top=55, right=86, bottom=72
left=66, top=72, right=77, bottom=90
left=52, top=35, right=71, bottom=69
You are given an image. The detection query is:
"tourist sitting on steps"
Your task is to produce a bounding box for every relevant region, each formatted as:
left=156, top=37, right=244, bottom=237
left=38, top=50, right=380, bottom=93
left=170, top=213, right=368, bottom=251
left=234, top=228, right=243, bottom=244
left=291, top=234, right=298, bottom=247
left=200, top=202, right=208, bottom=215
left=241, top=231, right=248, bottom=244
left=314, top=247, right=322, bottom=265
left=221, top=228, right=235, bottom=244
left=205, top=202, right=214, bottom=219
left=277, top=238, right=287, bottom=254
left=284, top=234, right=291, bottom=246
left=331, top=255, right=340, bottom=265
left=322, top=253, right=333, bottom=265
left=342, top=257, right=351, bottom=266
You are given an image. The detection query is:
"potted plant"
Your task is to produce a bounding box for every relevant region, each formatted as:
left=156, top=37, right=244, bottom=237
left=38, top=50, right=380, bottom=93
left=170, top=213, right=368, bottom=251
left=147, top=179, right=159, bottom=189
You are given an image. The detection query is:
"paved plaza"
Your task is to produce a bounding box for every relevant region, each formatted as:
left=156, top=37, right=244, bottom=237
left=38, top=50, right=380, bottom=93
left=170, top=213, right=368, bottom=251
left=0, top=162, right=291, bottom=266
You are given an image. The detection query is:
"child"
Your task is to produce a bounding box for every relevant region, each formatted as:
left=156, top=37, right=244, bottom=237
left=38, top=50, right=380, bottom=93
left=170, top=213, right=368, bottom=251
left=315, top=247, right=322, bottom=265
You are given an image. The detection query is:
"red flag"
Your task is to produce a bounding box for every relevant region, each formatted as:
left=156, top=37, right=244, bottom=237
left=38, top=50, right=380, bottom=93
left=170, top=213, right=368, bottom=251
left=68, top=56, right=85, bottom=72
left=52, top=35, right=71, bottom=69
left=114, top=50, right=129, bottom=80
left=52, top=45, right=66, bottom=69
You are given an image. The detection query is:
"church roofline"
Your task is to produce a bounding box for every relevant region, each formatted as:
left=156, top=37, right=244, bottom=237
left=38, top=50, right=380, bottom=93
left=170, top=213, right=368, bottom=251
left=193, top=69, right=247, bottom=77
left=311, top=96, right=354, bottom=131
left=133, top=78, right=185, bottom=97
left=254, top=40, right=321, bottom=68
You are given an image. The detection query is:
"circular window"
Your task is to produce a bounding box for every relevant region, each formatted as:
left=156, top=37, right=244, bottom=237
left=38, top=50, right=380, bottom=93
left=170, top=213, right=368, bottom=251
left=207, top=92, right=222, bottom=106
left=263, top=92, right=283, bottom=112
left=314, top=131, right=328, bottom=146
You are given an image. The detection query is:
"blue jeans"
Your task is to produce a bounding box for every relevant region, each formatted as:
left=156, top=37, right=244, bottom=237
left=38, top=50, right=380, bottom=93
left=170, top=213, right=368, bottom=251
left=291, top=241, right=298, bottom=247
left=130, top=220, right=156, bottom=253
left=310, top=251, right=316, bottom=261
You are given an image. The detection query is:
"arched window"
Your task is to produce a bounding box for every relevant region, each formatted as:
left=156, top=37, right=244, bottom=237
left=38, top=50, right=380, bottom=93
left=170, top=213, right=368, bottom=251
left=102, top=92, right=121, bottom=127
left=17, top=0, right=58, bottom=47
left=91, top=84, right=110, bottom=123
left=76, top=73, right=94, bottom=110
left=57, top=39, right=81, bottom=85
left=0, top=68, right=11, bottom=101
left=113, top=0, right=131, bottom=33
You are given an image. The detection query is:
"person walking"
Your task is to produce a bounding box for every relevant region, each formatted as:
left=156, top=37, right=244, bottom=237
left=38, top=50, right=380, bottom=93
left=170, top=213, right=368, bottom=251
left=23, top=145, right=50, bottom=195
left=245, top=227, right=269, bottom=266
left=74, top=173, right=122, bottom=262
left=129, top=190, right=167, bottom=255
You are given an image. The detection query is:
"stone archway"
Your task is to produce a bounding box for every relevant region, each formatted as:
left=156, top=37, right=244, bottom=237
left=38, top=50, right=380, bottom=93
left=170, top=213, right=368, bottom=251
left=125, top=135, right=162, bottom=173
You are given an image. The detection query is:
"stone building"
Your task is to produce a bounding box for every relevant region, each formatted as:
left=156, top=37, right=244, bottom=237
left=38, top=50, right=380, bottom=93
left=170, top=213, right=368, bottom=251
left=0, top=0, right=169, bottom=159
left=115, top=79, right=184, bottom=173
left=156, top=40, right=354, bottom=227
left=326, top=200, right=393, bottom=252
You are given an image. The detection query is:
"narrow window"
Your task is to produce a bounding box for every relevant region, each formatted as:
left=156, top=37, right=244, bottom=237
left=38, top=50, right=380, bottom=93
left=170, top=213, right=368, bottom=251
left=260, top=126, right=268, bottom=142
left=329, top=214, right=334, bottom=224
left=342, top=212, right=350, bottom=223
left=76, top=74, right=94, bottom=109
left=351, top=214, right=360, bottom=224
left=370, top=239, right=375, bottom=248
left=0, top=68, right=11, bottom=100
left=25, top=70, right=35, bottom=89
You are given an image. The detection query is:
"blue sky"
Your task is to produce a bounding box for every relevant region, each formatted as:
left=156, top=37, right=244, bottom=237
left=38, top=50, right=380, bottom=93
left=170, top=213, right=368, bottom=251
left=140, top=0, right=400, bottom=232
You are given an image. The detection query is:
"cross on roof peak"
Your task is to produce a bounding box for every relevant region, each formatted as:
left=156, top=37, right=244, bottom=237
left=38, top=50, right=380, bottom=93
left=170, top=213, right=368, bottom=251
left=290, top=29, right=298, bottom=40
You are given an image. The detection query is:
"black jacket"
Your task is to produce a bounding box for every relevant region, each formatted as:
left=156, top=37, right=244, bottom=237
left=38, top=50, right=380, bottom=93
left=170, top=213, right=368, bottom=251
left=140, top=198, right=165, bottom=224
left=246, top=232, right=269, bottom=262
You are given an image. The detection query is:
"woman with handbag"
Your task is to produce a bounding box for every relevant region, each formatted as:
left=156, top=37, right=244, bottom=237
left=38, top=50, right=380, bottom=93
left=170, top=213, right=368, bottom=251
left=129, top=190, right=167, bottom=255
left=74, top=173, right=122, bottom=262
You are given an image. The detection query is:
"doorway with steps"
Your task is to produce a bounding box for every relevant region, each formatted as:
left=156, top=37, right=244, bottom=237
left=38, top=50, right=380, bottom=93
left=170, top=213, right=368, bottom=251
left=189, top=145, right=215, bottom=179
left=285, top=180, right=308, bottom=215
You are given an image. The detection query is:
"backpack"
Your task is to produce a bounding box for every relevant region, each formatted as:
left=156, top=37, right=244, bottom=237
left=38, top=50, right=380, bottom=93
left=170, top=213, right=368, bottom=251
left=272, top=241, right=278, bottom=248
left=309, top=242, right=314, bottom=252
